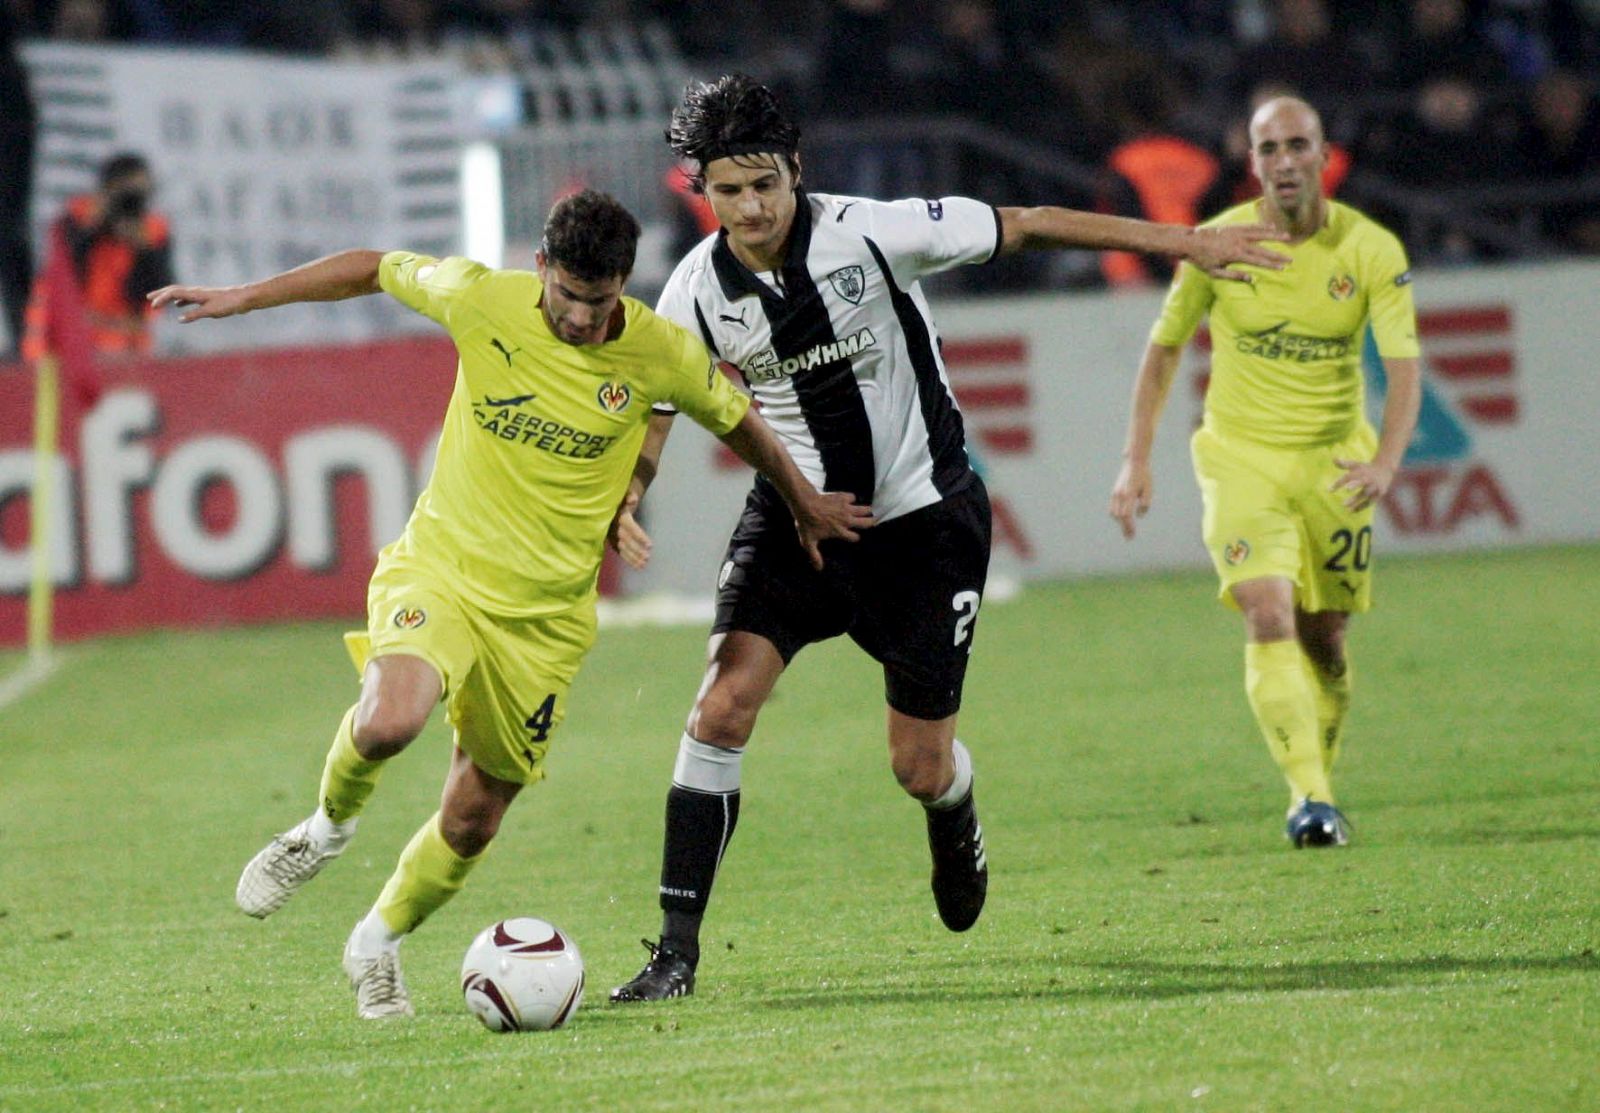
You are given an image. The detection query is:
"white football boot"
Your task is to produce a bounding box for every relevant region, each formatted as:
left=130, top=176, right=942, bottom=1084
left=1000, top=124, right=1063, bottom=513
left=343, top=924, right=414, bottom=1019
left=235, top=815, right=343, bottom=918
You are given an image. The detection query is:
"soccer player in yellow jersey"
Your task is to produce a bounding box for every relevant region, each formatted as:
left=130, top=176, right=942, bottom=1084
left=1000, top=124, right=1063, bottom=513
left=148, top=190, right=872, bottom=1018
left=1109, top=97, right=1422, bottom=847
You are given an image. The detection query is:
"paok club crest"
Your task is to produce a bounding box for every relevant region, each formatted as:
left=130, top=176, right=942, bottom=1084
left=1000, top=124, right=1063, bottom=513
left=827, top=265, right=865, bottom=305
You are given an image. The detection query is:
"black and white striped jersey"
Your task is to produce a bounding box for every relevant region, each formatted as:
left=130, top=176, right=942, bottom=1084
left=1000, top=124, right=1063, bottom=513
left=656, top=191, right=1002, bottom=523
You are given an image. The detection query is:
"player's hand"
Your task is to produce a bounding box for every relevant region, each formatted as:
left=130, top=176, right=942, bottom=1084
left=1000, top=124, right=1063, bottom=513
left=1186, top=224, right=1289, bottom=283
left=794, top=491, right=875, bottom=570
left=1331, top=456, right=1395, bottom=511
left=607, top=493, right=653, bottom=570
left=1109, top=458, right=1154, bottom=539
left=147, top=284, right=254, bottom=322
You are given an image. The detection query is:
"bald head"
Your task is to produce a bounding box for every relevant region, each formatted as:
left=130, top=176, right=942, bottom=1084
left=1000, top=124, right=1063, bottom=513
left=1249, top=96, right=1325, bottom=146
left=1248, top=96, right=1328, bottom=229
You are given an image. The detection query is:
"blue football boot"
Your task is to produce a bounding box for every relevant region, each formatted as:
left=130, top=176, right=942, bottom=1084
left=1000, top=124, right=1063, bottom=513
left=1286, top=798, right=1351, bottom=848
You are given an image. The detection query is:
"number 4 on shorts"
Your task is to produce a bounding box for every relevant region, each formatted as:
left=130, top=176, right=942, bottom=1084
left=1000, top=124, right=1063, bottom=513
left=525, top=694, right=557, bottom=743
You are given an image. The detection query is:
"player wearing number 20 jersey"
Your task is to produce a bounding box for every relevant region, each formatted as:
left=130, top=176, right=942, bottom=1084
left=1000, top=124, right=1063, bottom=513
left=1110, top=97, right=1423, bottom=848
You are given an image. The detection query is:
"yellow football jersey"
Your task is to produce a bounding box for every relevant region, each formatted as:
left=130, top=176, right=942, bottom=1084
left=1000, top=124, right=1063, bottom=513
left=1152, top=200, right=1420, bottom=448
left=378, top=252, right=750, bottom=617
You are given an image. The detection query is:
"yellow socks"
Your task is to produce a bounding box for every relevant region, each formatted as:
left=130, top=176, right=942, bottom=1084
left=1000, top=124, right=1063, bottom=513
left=374, top=812, right=484, bottom=934
left=1245, top=639, right=1333, bottom=806
left=1306, top=653, right=1353, bottom=775
left=318, top=707, right=385, bottom=824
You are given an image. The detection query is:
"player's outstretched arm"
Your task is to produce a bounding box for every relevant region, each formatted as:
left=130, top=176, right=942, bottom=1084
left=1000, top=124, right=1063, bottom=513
left=148, top=249, right=387, bottom=322
left=609, top=411, right=676, bottom=570
left=995, top=207, right=1287, bottom=282
left=1109, top=342, right=1183, bottom=540
left=715, top=408, right=875, bottom=570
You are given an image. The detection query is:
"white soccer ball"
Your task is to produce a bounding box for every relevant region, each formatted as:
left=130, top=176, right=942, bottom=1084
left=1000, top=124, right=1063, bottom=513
left=461, top=917, right=585, bottom=1032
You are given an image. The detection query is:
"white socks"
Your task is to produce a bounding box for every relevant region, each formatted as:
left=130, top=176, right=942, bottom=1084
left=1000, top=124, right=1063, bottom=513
left=348, top=907, right=404, bottom=958
left=927, top=739, right=974, bottom=811
left=307, top=810, right=358, bottom=852
left=672, top=733, right=745, bottom=794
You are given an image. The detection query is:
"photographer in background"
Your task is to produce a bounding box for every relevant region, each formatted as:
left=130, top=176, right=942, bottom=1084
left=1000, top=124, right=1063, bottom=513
left=58, top=152, right=175, bottom=356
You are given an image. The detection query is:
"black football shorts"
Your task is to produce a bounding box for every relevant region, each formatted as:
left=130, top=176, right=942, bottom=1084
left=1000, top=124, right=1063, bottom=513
left=711, top=473, right=992, bottom=720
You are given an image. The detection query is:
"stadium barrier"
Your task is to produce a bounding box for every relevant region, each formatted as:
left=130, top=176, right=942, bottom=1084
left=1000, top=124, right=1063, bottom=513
left=3, top=258, right=1598, bottom=645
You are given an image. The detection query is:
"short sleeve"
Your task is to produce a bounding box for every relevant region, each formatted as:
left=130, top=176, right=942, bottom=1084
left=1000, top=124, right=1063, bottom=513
left=651, top=273, right=701, bottom=416
left=856, top=196, right=1001, bottom=287
left=1364, top=233, right=1421, bottom=360
left=378, top=252, right=489, bottom=328
left=1149, top=261, right=1215, bottom=348
left=658, top=325, right=749, bottom=436
left=655, top=270, right=696, bottom=333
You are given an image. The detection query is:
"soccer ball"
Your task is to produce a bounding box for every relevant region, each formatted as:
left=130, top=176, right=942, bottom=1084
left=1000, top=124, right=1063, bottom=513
left=460, top=917, right=585, bottom=1032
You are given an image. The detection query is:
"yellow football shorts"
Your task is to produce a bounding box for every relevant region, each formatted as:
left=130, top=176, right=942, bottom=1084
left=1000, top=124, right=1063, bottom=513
left=1190, top=421, right=1379, bottom=614
left=342, top=550, right=598, bottom=786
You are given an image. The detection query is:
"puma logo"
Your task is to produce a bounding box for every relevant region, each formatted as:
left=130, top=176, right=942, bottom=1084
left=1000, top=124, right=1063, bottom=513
left=836, top=201, right=858, bottom=222
left=490, top=338, right=522, bottom=366
left=719, top=308, right=749, bottom=329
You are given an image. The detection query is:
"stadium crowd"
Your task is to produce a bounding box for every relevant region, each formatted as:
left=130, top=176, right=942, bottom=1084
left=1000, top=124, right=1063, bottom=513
left=4, top=0, right=1599, bottom=312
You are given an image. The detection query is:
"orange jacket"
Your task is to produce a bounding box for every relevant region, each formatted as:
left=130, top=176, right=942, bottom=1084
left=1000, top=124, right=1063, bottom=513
left=58, top=193, right=173, bottom=354
left=1100, top=135, right=1221, bottom=288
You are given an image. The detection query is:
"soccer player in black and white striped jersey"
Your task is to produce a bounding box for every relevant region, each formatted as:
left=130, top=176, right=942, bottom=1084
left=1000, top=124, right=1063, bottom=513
left=609, top=74, right=1287, bottom=1003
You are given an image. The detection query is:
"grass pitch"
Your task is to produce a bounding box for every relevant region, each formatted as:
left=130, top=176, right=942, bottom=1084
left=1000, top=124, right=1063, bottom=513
left=2, top=546, right=1596, bottom=1111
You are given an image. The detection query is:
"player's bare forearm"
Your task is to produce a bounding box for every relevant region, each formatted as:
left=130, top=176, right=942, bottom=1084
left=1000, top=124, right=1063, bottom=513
left=1121, top=343, right=1182, bottom=464
left=631, top=411, right=675, bottom=502
left=148, top=249, right=385, bottom=321
left=608, top=412, right=675, bottom=570
left=1110, top=343, right=1181, bottom=539
left=995, top=207, right=1286, bottom=280
left=1373, top=356, right=1422, bottom=474
left=717, top=408, right=874, bottom=566
left=1332, top=355, right=1421, bottom=510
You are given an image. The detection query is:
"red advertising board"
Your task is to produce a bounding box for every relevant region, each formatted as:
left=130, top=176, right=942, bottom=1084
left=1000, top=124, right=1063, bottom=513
left=0, top=339, right=458, bottom=644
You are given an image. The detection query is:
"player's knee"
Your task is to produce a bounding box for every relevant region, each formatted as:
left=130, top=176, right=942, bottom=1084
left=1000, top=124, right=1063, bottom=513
left=688, top=685, right=762, bottom=748
left=439, top=807, right=499, bottom=858
left=1302, top=634, right=1347, bottom=678
left=352, top=702, right=427, bottom=759
left=889, top=750, right=946, bottom=802
left=1241, top=605, right=1295, bottom=642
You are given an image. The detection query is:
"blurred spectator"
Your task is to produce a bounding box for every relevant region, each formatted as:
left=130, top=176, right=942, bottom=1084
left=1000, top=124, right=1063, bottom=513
left=1097, top=76, right=1220, bottom=287
left=1519, top=68, right=1600, bottom=252
left=1360, top=75, right=1529, bottom=261
left=1232, top=0, right=1371, bottom=108
left=50, top=153, right=175, bottom=356
left=812, top=0, right=909, bottom=120
left=1382, top=0, right=1508, bottom=89
left=1520, top=68, right=1600, bottom=176
left=1364, top=75, right=1527, bottom=189
left=341, top=0, right=443, bottom=59
left=1046, top=23, right=1165, bottom=163
left=42, top=0, right=135, bottom=40
left=1, top=0, right=36, bottom=359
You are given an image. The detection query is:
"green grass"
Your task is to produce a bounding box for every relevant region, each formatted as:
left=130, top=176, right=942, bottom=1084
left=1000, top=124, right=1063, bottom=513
left=2, top=546, right=1597, bottom=1112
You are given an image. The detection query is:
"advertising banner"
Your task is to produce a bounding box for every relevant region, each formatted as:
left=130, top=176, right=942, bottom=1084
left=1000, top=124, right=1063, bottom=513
left=3, top=260, right=1597, bottom=644
left=0, top=340, right=455, bottom=643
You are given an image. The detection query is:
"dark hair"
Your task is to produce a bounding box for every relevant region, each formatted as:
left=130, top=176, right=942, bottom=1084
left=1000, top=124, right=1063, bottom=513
left=540, top=189, right=641, bottom=281
left=666, top=74, right=801, bottom=194
left=99, top=152, right=150, bottom=190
